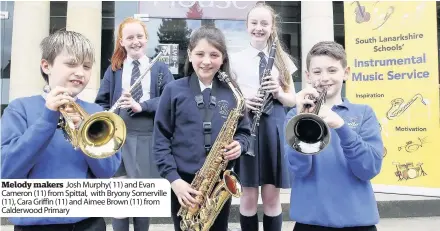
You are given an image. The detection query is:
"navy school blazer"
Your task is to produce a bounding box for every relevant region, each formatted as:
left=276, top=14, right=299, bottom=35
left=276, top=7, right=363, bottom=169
left=95, top=61, right=174, bottom=116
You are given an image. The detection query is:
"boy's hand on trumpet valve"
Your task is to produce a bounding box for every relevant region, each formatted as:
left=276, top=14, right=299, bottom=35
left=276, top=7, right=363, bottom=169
left=295, top=86, right=320, bottom=114
left=45, top=86, right=74, bottom=111
left=317, top=105, right=344, bottom=129
left=118, top=90, right=142, bottom=113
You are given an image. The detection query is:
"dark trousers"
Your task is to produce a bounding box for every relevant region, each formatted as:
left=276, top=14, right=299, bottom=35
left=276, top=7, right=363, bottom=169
left=293, top=223, right=377, bottom=231
left=14, top=217, right=106, bottom=231
left=171, top=172, right=232, bottom=231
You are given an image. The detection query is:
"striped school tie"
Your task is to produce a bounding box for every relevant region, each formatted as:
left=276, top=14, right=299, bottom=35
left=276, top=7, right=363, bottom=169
left=258, top=52, right=273, bottom=115
left=130, top=60, right=143, bottom=102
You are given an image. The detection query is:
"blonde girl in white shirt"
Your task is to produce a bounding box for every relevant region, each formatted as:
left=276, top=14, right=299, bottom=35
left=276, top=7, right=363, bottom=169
left=230, top=3, right=297, bottom=231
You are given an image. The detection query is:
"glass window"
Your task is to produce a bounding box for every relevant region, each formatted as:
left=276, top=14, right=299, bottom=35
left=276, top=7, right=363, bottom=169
left=143, top=18, right=249, bottom=79
left=1, top=1, right=14, bottom=114
left=50, top=1, right=67, bottom=34
left=50, top=17, right=67, bottom=34
left=334, top=24, right=345, bottom=48
left=333, top=2, right=346, bottom=97
left=1, top=1, right=13, bottom=80
left=115, top=1, right=301, bottom=83
left=265, top=1, right=302, bottom=91
left=333, top=1, right=345, bottom=25
left=101, top=1, right=115, bottom=78
left=266, top=1, right=301, bottom=23
left=102, top=0, right=115, bottom=18
left=50, top=1, right=67, bottom=17
left=115, top=1, right=256, bottom=79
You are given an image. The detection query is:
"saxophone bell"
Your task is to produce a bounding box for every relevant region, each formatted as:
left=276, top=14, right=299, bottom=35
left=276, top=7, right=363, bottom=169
left=284, top=86, right=330, bottom=155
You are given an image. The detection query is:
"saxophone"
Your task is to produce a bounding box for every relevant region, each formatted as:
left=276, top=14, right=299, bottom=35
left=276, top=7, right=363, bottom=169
left=177, top=71, right=246, bottom=231
left=386, top=94, right=426, bottom=120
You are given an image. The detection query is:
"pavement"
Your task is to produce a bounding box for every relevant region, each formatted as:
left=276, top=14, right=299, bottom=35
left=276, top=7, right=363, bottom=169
left=1, top=217, right=439, bottom=231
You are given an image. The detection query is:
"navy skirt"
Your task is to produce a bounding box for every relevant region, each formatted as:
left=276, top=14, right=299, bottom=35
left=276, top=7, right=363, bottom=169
left=235, top=101, right=290, bottom=188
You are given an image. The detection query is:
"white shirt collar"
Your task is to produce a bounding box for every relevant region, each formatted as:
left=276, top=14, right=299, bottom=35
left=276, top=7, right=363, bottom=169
left=125, top=55, right=149, bottom=67
left=245, top=42, right=270, bottom=58
left=199, top=79, right=212, bottom=92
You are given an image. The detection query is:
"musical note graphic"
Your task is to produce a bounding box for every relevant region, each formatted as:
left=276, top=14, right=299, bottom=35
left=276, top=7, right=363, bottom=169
left=398, top=137, right=428, bottom=153
left=393, top=161, right=427, bottom=181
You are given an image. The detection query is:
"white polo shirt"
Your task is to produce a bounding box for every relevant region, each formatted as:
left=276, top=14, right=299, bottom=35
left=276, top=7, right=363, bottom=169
left=230, top=43, right=297, bottom=99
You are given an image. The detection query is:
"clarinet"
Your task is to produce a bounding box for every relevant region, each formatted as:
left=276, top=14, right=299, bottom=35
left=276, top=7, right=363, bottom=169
left=246, top=40, right=277, bottom=157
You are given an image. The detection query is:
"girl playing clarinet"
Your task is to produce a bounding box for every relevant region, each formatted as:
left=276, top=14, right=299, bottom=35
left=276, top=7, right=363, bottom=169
left=230, top=3, right=297, bottom=231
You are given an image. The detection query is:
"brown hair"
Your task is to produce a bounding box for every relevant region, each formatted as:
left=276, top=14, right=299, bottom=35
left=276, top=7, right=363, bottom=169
left=247, top=2, right=295, bottom=92
left=110, top=17, right=149, bottom=71
left=184, top=26, right=232, bottom=79
left=306, top=41, right=347, bottom=71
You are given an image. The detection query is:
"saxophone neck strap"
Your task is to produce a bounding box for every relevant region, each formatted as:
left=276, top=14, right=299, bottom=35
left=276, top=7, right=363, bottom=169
left=189, top=73, right=218, bottom=154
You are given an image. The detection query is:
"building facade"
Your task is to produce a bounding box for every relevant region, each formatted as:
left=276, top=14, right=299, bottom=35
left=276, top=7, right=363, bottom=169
left=1, top=1, right=438, bottom=114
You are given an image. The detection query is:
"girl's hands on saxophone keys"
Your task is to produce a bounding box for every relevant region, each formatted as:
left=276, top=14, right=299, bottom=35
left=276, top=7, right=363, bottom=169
left=223, top=140, right=242, bottom=160
left=171, top=179, right=202, bottom=208
left=245, top=92, right=264, bottom=112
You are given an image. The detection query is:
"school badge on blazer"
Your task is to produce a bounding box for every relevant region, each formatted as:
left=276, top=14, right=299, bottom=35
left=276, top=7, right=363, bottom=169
left=217, top=100, right=230, bottom=119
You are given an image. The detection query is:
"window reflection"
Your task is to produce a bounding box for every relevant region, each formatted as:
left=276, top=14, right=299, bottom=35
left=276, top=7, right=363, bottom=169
left=50, top=1, right=67, bottom=17
left=115, top=1, right=301, bottom=80
left=1, top=1, right=14, bottom=111
left=141, top=18, right=250, bottom=79
left=1, top=1, right=14, bottom=80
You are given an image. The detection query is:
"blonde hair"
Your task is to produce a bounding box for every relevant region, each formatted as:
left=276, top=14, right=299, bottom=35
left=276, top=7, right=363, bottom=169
left=40, top=29, right=95, bottom=83
left=247, top=2, right=295, bottom=92
left=111, top=17, right=149, bottom=71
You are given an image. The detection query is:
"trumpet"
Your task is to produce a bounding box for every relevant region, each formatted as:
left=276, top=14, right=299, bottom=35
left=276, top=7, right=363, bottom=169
left=108, top=52, right=163, bottom=113
left=284, top=85, right=330, bottom=155
left=44, top=87, right=127, bottom=159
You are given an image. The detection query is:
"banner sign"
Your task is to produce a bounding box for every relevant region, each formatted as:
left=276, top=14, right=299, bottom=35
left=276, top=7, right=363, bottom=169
left=344, top=1, right=440, bottom=197
left=138, top=1, right=258, bottom=20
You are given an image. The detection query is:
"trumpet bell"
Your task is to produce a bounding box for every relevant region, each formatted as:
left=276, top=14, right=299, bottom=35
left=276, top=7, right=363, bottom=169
left=78, top=111, right=127, bottom=159
left=285, top=113, right=330, bottom=155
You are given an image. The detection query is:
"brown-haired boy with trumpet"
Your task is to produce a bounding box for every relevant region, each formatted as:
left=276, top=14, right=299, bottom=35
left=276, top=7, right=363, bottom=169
left=284, top=41, right=383, bottom=231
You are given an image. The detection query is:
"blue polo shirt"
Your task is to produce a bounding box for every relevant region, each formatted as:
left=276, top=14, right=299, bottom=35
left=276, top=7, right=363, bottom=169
left=284, top=98, right=383, bottom=228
